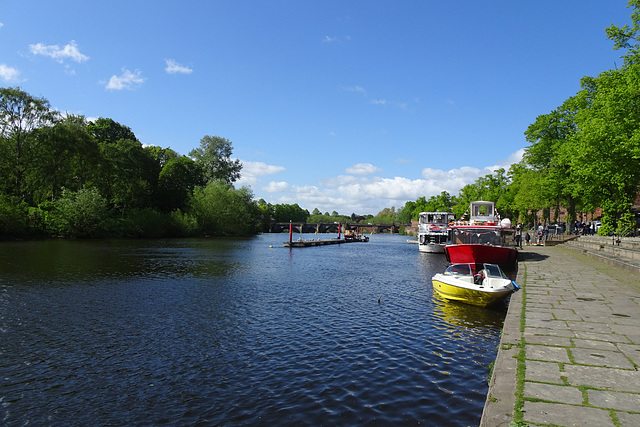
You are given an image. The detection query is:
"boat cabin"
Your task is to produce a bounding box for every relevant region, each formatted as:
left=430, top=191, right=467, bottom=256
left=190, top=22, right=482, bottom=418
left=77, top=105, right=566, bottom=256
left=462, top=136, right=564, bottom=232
left=469, top=201, right=496, bottom=223
left=419, top=212, right=456, bottom=225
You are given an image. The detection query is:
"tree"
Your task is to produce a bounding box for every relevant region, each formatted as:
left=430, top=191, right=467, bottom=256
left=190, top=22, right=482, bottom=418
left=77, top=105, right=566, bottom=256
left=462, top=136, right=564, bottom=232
left=27, top=115, right=99, bottom=203
left=94, top=138, right=157, bottom=213
left=188, top=180, right=258, bottom=236
left=87, top=117, right=138, bottom=143
left=605, top=0, right=640, bottom=65
left=189, top=135, right=242, bottom=184
left=145, top=145, right=180, bottom=168
left=0, top=87, right=59, bottom=199
left=273, top=203, right=309, bottom=222
left=312, top=207, right=321, bottom=216
left=157, top=156, right=204, bottom=212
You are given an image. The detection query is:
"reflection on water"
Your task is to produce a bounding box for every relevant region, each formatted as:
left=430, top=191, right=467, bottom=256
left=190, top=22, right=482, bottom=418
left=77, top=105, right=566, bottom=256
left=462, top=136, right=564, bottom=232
left=0, top=235, right=506, bottom=426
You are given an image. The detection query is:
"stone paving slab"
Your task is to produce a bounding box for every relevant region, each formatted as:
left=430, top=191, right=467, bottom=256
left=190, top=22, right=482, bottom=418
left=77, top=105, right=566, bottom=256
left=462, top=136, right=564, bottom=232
left=481, top=245, right=640, bottom=427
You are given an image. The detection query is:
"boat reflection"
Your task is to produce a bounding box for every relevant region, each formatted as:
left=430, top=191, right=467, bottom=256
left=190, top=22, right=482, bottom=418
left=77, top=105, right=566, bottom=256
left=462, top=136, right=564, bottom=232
left=431, top=292, right=507, bottom=330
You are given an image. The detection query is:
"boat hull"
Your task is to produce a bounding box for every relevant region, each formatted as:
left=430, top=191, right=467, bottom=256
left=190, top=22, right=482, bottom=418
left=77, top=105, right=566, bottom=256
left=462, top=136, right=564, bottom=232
left=419, top=243, right=445, bottom=253
left=444, top=244, right=517, bottom=268
left=432, top=276, right=513, bottom=307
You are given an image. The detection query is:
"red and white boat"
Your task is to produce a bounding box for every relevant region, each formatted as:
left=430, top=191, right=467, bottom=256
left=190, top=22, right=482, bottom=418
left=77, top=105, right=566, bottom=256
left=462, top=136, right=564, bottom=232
left=444, top=201, right=518, bottom=269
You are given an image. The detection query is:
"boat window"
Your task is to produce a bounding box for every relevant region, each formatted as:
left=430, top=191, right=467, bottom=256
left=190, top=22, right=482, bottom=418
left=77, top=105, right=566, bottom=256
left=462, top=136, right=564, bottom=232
left=472, top=204, right=493, bottom=217
left=449, top=229, right=501, bottom=245
left=446, top=264, right=471, bottom=275
left=484, top=264, right=503, bottom=278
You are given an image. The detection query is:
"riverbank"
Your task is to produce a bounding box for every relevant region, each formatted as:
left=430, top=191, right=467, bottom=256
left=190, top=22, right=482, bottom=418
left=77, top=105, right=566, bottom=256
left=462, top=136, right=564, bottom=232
left=481, top=240, right=640, bottom=426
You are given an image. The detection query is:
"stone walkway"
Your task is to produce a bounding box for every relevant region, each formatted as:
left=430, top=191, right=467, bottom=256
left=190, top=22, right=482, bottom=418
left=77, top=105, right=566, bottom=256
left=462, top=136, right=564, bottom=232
left=481, top=245, right=640, bottom=426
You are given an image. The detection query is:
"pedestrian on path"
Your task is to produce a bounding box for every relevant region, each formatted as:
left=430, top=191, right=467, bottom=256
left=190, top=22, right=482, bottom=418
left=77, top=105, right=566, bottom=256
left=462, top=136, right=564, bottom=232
left=524, top=232, right=530, bottom=245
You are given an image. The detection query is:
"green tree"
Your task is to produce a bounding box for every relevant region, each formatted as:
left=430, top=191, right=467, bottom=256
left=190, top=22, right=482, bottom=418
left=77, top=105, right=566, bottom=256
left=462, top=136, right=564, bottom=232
left=157, top=156, right=204, bottom=212
left=145, top=145, right=180, bottom=168
left=94, top=138, right=157, bottom=214
left=0, top=87, right=59, bottom=199
left=27, top=115, right=99, bottom=203
left=87, top=117, right=138, bottom=143
left=189, top=180, right=258, bottom=236
left=189, top=135, right=242, bottom=184
left=273, top=203, right=309, bottom=222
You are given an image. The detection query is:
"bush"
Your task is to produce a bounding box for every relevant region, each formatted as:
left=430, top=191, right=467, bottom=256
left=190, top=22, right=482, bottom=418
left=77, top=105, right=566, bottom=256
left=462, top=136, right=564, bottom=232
left=167, top=209, right=198, bottom=237
left=54, top=187, right=111, bottom=238
left=122, top=208, right=169, bottom=238
left=0, top=195, right=30, bottom=238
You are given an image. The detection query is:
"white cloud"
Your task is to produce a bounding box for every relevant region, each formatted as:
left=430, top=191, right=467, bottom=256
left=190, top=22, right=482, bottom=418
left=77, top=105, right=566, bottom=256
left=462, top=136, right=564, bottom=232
left=165, top=59, right=193, bottom=74
left=29, top=40, right=89, bottom=63
left=370, top=99, right=386, bottom=105
left=105, top=68, right=145, bottom=90
left=247, top=149, right=525, bottom=215
left=345, top=163, right=382, bottom=175
left=0, top=64, right=22, bottom=83
left=323, top=36, right=339, bottom=43
left=235, top=160, right=285, bottom=186
left=264, top=181, right=290, bottom=192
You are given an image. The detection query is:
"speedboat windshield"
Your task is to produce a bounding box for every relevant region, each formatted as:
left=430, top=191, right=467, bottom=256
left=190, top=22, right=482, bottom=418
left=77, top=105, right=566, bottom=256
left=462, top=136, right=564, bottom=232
left=483, top=264, right=505, bottom=278
left=443, top=263, right=505, bottom=278
left=445, top=264, right=473, bottom=276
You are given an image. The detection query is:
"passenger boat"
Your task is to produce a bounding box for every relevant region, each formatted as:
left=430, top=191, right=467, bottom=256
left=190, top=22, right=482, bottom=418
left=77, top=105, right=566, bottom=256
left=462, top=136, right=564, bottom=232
left=444, top=201, right=517, bottom=269
left=432, top=263, right=519, bottom=307
left=418, top=211, right=456, bottom=253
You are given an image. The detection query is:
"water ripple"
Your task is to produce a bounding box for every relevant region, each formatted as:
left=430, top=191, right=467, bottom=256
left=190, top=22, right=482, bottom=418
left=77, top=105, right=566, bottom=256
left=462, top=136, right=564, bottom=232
left=0, top=235, right=506, bottom=426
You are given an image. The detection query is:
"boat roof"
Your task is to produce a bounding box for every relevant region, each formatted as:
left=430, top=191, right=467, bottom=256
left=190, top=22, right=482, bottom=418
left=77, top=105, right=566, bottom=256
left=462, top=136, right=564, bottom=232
left=418, top=211, right=455, bottom=215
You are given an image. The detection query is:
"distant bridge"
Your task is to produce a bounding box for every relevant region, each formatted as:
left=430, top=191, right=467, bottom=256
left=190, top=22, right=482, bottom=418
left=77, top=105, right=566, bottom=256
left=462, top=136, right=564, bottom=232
left=269, top=222, right=408, bottom=234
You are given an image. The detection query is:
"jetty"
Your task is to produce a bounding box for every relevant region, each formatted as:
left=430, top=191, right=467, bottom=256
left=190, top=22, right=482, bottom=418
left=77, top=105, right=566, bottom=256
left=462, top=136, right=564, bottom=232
left=284, top=235, right=369, bottom=248
left=283, top=223, right=369, bottom=248
left=481, top=235, right=640, bottom=426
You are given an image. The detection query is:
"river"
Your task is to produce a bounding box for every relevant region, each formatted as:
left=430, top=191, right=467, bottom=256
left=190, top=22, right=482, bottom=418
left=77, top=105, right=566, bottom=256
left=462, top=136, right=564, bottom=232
left=0, top=234, right=507, bottom=426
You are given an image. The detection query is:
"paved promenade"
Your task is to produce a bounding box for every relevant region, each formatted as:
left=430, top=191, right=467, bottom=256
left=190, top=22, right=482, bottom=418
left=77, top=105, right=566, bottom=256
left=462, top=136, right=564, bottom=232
left=481, top=245, right=640, bottom=426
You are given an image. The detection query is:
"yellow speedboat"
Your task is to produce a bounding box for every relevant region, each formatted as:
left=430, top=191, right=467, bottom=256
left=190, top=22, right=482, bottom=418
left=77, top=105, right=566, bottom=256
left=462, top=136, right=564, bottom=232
left=432, top=263, right=519, bottom=308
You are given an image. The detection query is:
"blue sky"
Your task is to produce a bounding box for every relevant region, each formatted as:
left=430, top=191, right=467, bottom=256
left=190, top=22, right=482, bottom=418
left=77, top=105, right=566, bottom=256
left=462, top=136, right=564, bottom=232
left=0, top=1, right=633, bottom=215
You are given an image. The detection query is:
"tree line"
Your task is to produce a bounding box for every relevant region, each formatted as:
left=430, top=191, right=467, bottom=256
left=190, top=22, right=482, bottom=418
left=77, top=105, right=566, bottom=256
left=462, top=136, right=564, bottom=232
left=0, top=87, right=259, bottom=238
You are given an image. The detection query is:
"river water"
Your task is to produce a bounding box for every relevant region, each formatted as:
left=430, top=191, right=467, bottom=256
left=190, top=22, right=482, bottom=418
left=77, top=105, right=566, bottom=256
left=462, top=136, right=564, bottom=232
left=0, top=234, right=507, bottom=426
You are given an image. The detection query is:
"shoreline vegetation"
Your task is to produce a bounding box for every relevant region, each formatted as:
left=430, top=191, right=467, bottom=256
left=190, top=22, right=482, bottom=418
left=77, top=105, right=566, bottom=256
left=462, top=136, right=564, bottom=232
left=3, top=4, right=640, bottom=240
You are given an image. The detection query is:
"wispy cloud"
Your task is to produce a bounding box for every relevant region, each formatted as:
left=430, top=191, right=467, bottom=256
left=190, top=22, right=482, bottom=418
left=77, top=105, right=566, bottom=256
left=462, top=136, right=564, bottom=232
left=105, top=68, right=145, bottom=90
left=0, top=64, right=22, bottom=83
left=345, top=163, right=383, bottom=175
left=164, top=59, right=193, bottom=74
left=343, top=85, right=410, bottom=111
left=29, top=40, right=89, bottom=63
left=322, top=35, right=351, bottom=43
left=342, top=85, right=367, bottom=96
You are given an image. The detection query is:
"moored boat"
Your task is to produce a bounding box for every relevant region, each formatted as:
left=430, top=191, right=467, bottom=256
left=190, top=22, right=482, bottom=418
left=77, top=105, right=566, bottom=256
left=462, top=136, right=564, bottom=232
left=444, top=201, right=517, bottom=269
left=432, top=263, right=519, bottom=307
left=418, top=211, right=456, bottom=253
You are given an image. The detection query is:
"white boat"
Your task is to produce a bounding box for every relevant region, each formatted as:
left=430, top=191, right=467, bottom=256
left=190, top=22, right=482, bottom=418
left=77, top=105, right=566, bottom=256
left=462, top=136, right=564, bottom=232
left=418, top=212, right=456, bottom=253
left=432, top=263, right=519, bottom=307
